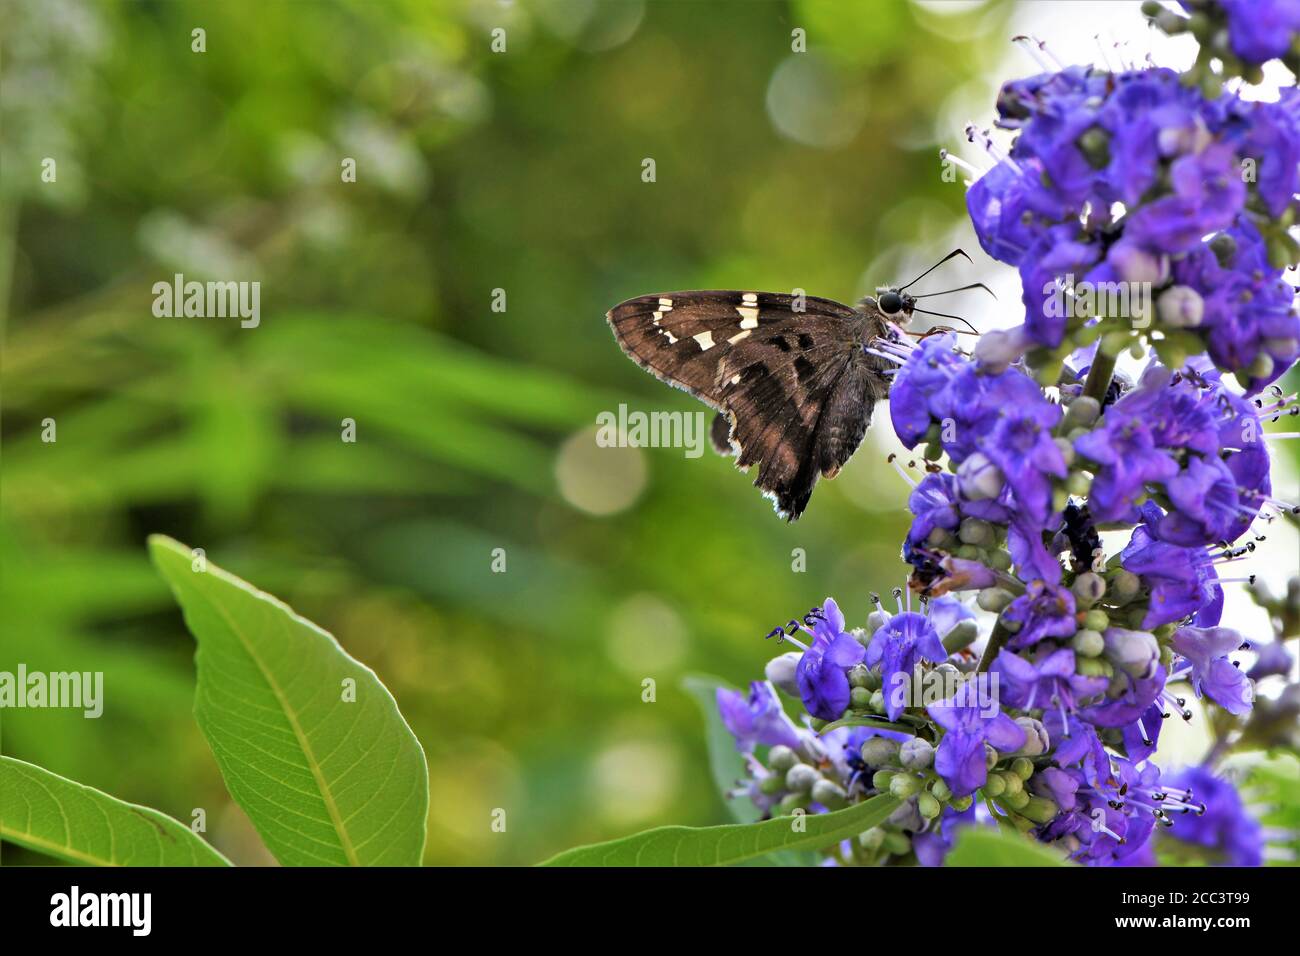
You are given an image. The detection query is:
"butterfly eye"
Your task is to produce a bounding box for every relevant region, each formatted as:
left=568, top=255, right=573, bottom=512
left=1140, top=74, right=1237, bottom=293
left=878, top=291, right=904, bottom=315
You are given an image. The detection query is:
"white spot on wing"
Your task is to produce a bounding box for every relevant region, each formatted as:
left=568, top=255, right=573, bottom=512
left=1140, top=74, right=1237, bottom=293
left=737, top=306, right=760, bottom=328
left=693, top=330, right=715, bottom=350
left=728, top=329, right=751, bottom=344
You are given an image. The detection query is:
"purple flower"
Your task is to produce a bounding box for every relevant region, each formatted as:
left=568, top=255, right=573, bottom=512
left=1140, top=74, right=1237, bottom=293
left=795, top=598, right=866, bottom=721
left=1002, top=580, right=1077, bottom=648
left=1075, top=393, right=1180, bottom=524
left=992, top=647, right=1108, bottom=714
left=889, top=334, right=962, bottom=449
left=928, top=683, right=1027, bottom=797
left=1123, top=144, right=1246, bottom=254
left=1157, top=455, right=1242, bottom=547
left=1080, top=665, right=1168, bottom=728
left=1043, top=710, right=1111, bottom=785
left=1218, top=0, right=1300, bottom=64
left=1120, top=503, right=1222, bottom=629
left=1158, top=765, right=1264, bottom=866
left=979, top=392, right=1067, bottom=522
left=865, top=611, right=946, bottom=721
left=1248, top=640, right=1295, bottom=681
left=1171, top=626, right=1255, bottom=716
left=717, top=681, right=803, bottom=752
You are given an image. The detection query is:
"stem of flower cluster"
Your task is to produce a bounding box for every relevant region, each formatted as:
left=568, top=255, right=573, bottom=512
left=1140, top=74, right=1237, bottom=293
left=976, top=621, right=1011, bottom=673
left=1082, top=348, right=1118, bottom=405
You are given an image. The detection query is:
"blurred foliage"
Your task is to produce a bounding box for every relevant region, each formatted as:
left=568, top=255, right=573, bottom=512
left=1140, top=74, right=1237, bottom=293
left=0, top=0, right=1013, bottom=864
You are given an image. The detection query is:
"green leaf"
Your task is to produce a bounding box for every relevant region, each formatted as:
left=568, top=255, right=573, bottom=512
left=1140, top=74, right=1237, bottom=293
left=537, top=793, right=899, bottom=866
left=0, top=756, right=231, bottom=866
left=947, top=826, right=1072, bottom=867
left=681, top=674, right=758, bottom=824
left=148, top=534, right=428, bottom=866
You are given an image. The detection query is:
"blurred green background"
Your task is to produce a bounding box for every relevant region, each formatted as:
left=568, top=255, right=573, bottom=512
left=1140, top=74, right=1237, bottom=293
left=0, top=0, right=1016, bottom=864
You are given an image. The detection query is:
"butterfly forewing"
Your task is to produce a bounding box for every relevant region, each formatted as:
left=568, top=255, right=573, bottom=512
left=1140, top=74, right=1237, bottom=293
left=606, top=290, right=887, bottom=520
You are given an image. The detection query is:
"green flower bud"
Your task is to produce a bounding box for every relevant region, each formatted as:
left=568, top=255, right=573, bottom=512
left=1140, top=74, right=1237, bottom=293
left=872, top=769, right=896, bottom=791
left=1065, top=471, right=1092, bottom=497
left=850, top=686, right=873, bottom=710
left=768, top=745, right=798, bottom=773
left=1071, top=572, right=1106, bottom=608
left=786, top=764, right=819, bottom=794
left=1072, top=628, right=1105, bottom=657
left=987, top=549, right=1013, bottom=572
left=866, top=609, right=891, bottom=635
left=848, top=663, right=872, bottom=689
left=978, top=588, right=1015, bottom=613
left=778, top=793, right=806, bottom=815
left=930, top=779, right=952, bottom=802
left=1011, top=757, right=1034, bottom=781
left=1077, top=656, right=1113, bottom=678
left=950, top=794, right=973, bottom=812
left=917, top=792, right=942, bottom=819
left=890, top=773, right=922, bottom=798
left=869, top=690, right=886, bottom=714
left=899, top=737, right=935, bottom=771
left=999, top=772, right=1024, bottom=797
left=862, top=737, right=901, bottom=767
left=1002, top=788, right=1030, bottom=811
left=985, top=743, right=1000, bottom=770
left=1084, top=609, right=1110, bottom=632
left=811, top=779, right=848, bottom=810
left=858, top=827, right=885, bottom=850
left=1109, top=569, right=1142, bottom=605
left=959, top=517, right=995, bottom=547
left=1063, top=395, right=1101, bottom=430
left=983, top=774, right=1007, bottom=797
left=1053, top=436, right=1076, bottom=467
left=942, top=619, right=980, bottom=653
left=1021, top=796, right=1059, bottom=824
left=882, top=831, right=912, bottom=856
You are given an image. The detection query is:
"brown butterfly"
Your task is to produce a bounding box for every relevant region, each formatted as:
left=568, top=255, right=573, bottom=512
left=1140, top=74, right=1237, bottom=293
left=606, top=250, right=984, bottom=520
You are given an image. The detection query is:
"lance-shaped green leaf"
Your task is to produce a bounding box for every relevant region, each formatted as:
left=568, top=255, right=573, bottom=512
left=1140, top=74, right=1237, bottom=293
left=947, top=826, right=1072, bottom=866
left=0, top=756, right=231, bottom=866
left=148, top=535, right=428, bottom=866
left=537, top=793, right=899, bottom=866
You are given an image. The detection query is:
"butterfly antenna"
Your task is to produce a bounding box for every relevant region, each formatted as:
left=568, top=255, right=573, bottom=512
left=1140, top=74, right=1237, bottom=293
left=911, top=282, right=997, bottom=301
left=912, top=307, right=980, bottom=335
left=897, top=248, right=972, bottom=292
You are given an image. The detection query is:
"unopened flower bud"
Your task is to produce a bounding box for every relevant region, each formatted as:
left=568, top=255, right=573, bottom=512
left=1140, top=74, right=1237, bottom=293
left=1103, top=627, right=1160, bottom=678
left=942, top=618, right=980, bottom=653
left=984, top=773, right=1007, bottom=797
left=866, top=609, right=891, bottom=635
left=958, top=517, right=994, bottom=547
left=978, top=587, right=1015, bottom=613
left=768, top=745, right=798, bottom=773
left=858, top=827, right=885, bottom=850
left=1109, top=569, right=1142, bottom=605
left=930, top=779, right=952, bottom=802
left=882, top=830, right=912, bottom=856
left=778, top=793, right=806, bottom=815
left=1084, top=609, right=1110, bottom=632
left=958, top=452, right=1005, bottom=501
left=950, top=794, right=974, bottom=812
left=916, top=792, right=942, bottom=819
left=848, top=663, right=871, bottom=689
left=999, top=772, right=1024, bottom=797
left=765, top=652, right=801, bottom=696
left=1157, top=285, right=1204, bottom=328
left=869, top=690, right=886, bottom=714
left=862, top=736, right=900, bottom=766
left=1021, top=796, right=1059, bottom=824
left=1014, top=717, right=1049, bottom=756
left=811, top=779, right=847, bottom=810
left=872, top=769, right=896, bottom=790
left=890, top=773, right=922, bottom=798
left=1071, top=572, right=1106, bottom=608
left=974, top=326, right=1028, bottom=373
left=1002, top=788, right=1030, bottom=811
left=1062, top=395, right=1101, bottom=430
left=850, top=686, right=873, bottom=710
left=985, top=743, right=1000, bottom=770
left=900, top=737, right=935, bottom=771
left=1072, top=628, right=1105, bottom=657
left=759, top=773, right=786, bottom=795
left=785, top=764, right=819, bottom=794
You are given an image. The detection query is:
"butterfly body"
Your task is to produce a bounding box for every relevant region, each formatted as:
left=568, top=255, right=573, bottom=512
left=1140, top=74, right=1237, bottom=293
left=607, top=289, right=910, bottom=520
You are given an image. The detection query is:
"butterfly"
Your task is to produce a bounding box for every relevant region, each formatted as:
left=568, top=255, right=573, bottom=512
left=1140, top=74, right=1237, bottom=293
left=606, top=250, right=987, bottom=520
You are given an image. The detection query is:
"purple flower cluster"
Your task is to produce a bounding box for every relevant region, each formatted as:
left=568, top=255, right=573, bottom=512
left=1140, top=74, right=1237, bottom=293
left=704, top=3, right=1295, bottom=869
left=968, top=60, right=1300, bottom=390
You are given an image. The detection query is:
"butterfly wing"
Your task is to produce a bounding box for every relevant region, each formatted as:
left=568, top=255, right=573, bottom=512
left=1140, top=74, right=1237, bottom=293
left=607, top=291, right=881, bottom=519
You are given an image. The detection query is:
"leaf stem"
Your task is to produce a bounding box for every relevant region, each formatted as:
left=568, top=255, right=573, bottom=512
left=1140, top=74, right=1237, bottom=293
left=1081, top=347, right=1118, bottom=405
left=977, top=621, right=1012, bottom=673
